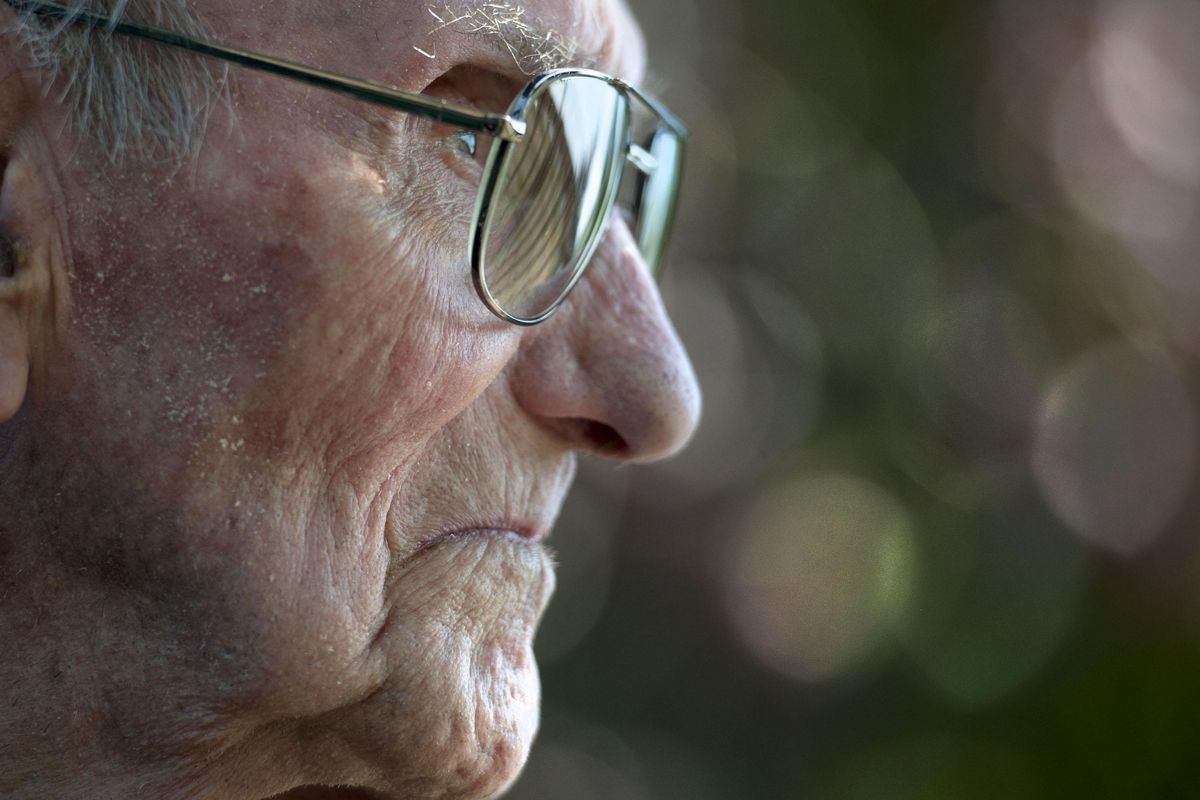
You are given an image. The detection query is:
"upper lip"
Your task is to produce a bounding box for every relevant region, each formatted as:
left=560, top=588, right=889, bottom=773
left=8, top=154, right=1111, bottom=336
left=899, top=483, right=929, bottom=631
left=394, top=453, right=575, bottom=562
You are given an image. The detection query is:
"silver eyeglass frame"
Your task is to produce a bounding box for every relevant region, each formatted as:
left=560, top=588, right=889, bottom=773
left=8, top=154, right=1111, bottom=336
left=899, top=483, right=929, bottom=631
left=471, top=68, right=686, bottom=325
left=4, top=0, right=688, bottom=326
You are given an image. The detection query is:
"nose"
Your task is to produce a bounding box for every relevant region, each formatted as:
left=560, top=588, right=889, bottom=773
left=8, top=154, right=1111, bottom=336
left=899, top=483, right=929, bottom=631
left=509, top=223, right=702, bottom=462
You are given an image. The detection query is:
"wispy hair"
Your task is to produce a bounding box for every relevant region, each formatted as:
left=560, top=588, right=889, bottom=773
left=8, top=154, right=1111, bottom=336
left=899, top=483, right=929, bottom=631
left=10, top=0, right=224, bottom=160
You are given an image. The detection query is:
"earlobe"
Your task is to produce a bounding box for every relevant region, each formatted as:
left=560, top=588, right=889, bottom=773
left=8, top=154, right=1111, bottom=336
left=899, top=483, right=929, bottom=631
left=0, top=30, right=34, bottom=422
left=0, top=295, right=29, bottom=424
left=0, top=150, right=45, bottom=426
left=0, top=229, right=29, bottom=422
left=0, top=35, right=69, bottom=425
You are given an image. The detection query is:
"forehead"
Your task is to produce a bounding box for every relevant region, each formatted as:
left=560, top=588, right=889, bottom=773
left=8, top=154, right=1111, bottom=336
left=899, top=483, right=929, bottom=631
left=204, top=0, right=647, bottom=83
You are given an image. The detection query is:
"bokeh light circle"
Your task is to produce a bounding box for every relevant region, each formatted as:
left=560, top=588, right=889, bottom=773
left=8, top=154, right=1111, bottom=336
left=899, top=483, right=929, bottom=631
left=908, top=281, right=1053, bottom=443
left=724, top=474, right=915, bottom=683
left=1092, top=0, right=1200, bottom=188
left=900, top=507, right=1087, bottom=708
left=1032, top=340, right=1196, bottom=554
left=821, top=732, right=1037, bottom=800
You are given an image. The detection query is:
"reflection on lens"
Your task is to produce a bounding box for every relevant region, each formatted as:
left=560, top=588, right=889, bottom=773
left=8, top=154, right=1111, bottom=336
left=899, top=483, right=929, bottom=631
left=481, top=76, right=628, bottom=322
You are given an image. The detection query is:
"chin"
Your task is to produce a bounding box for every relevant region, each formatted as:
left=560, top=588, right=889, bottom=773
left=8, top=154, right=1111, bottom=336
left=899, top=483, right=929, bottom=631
left=240, top=669, right=541, bottom=800
left=397, top=544, right=549, bottom=797
left=401, top=650, right=542, bottom=799
left=459, top=645, right=545, bottom=798
left=284, top=535, right=553, bottom=800
left=304, top=639, right=543, bottom=800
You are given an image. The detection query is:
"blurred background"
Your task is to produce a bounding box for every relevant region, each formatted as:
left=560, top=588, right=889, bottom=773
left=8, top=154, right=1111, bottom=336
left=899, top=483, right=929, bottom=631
left=507, top=0, right=1200, bottom=797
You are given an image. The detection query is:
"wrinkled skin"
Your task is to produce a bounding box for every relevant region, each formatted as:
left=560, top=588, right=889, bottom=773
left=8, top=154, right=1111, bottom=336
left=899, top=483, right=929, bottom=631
left=0, top=1, right=699, bottom=797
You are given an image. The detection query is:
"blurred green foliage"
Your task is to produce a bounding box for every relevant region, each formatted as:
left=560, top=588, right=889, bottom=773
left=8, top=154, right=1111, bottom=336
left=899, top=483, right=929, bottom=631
left=506, top=0, right=1200, bottom=796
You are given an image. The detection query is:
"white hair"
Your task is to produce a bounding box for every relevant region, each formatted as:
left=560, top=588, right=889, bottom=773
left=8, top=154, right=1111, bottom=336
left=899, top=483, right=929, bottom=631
left=12, top=0, right=224, bottom=159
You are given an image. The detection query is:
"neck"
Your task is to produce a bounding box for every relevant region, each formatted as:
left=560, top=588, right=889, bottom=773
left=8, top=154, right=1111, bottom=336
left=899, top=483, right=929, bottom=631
left=0, top=544, right=147, bottom=795
left=0, top=501, right=218, bottom=798
left=0, top=418, right=316, bottom=799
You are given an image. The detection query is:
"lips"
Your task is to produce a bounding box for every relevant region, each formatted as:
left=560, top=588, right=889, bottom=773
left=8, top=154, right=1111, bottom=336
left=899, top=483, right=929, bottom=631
left=414, top=523, right=541, bottom=556
left=265, top=785, right=387, bottom=799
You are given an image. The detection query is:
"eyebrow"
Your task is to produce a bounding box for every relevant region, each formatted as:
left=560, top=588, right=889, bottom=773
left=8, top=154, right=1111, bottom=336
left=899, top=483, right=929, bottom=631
left=424, top=2, right=586, bottom=75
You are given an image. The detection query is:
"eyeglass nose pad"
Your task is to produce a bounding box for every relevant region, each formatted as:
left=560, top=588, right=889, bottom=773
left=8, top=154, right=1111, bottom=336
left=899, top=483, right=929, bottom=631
left=626, top=142, right=658, bottom=174
left=624, top=125, right=684, bottom=278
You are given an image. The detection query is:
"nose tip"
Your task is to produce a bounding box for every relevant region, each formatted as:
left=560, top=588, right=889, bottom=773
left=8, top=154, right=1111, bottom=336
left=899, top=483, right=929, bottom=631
left=601, top=321, right=701, bottom=461
left=561, top=335, right=700, bottom=463
left=510, top=227, right=702, bottom=463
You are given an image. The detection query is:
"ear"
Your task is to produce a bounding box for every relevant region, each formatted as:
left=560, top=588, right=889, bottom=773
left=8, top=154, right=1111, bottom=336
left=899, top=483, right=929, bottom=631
left=0, top=230, right=28, bottom=423
left=0, top=26, right=40, bottom=423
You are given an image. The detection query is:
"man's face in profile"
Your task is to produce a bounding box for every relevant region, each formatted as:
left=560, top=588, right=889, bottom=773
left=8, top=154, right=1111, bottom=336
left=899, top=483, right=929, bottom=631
left=0, top=0, right=699, bottom=797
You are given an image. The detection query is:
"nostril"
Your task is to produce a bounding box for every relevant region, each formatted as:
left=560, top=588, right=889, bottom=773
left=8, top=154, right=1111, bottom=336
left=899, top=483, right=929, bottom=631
left=578, top=419, right=628, bottom=456
left=0, top=236, right=13, bottom=278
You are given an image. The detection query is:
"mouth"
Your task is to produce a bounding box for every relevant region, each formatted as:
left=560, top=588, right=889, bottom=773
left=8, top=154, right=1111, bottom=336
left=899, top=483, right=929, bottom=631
left=410, top=524, right=543, bottom=560
left=266, top=786, right=387, bottom=799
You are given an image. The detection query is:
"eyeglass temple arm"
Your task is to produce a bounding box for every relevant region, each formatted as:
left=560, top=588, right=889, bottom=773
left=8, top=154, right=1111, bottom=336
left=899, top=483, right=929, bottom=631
left=4, top=0, right=528, bottom=141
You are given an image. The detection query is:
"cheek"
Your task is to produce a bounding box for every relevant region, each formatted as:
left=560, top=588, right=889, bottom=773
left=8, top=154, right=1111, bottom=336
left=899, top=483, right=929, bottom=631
left=232, top=140, right=512, bottom=460
left=49, top=169, right=308, bottom=499
left=233, top=133, right=507, bottom=456
left=64, top=121, right=506, bottom=456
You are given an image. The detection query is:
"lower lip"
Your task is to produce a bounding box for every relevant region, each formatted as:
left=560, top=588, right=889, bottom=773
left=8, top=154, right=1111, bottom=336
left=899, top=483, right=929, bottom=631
left=266, top=786, right=387, bottom=799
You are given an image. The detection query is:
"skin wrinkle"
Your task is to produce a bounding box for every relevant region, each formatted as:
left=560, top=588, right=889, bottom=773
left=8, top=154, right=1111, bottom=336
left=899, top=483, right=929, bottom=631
left=0, top=0, right=696, bottom=796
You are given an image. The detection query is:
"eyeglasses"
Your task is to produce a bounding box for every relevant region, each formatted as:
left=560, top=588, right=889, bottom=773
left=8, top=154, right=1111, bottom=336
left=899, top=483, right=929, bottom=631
left=8, top=0, right=687, bottom=325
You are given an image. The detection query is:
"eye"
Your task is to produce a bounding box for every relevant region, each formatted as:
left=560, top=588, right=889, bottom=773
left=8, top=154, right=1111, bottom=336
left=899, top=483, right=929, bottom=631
left=446, top=131, right=478, bottom=158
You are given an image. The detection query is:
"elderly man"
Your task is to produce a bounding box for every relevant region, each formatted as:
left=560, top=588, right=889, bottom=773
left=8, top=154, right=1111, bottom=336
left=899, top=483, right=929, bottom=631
left=0, top=0, right=699, bottom=796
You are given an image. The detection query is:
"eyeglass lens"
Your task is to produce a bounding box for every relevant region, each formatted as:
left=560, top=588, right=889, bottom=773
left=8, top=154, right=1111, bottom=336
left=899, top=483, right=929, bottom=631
left=479, top=76, right=630, bottom=322
left=635, top=125, right=684, bottom=278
